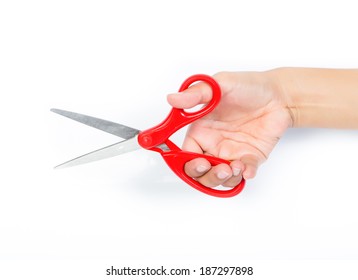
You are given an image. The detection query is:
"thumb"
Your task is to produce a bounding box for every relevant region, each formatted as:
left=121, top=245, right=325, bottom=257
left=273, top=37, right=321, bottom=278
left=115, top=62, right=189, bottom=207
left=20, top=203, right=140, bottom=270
left=167, top=80, right=214, bottom=109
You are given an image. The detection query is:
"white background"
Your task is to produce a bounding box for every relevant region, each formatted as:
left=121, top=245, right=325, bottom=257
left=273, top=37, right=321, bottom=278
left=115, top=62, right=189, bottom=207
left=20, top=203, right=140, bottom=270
left=1, top=0, right=358, bottom=279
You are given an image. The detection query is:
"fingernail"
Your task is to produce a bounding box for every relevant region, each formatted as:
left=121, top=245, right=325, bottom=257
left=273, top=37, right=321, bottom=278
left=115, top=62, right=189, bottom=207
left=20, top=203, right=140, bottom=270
left=233, top=168, right=241, bottom=176
left=196, top=165, right=209, bottom=173
left=217, top=171, right=230, bottom=180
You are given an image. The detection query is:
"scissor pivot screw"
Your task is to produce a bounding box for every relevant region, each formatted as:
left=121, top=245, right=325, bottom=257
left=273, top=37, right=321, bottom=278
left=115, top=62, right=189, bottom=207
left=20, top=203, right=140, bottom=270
left=140, top=135, right=153, bottom=147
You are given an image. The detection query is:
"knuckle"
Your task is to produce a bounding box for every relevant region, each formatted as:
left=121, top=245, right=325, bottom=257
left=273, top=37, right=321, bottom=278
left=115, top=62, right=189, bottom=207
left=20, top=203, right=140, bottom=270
left=213, top=71, right=229, bottom=79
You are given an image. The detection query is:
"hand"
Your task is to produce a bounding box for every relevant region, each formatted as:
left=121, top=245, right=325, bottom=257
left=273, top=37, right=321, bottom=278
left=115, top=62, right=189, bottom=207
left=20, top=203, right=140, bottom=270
left=167, top=71, right=293, bottom=188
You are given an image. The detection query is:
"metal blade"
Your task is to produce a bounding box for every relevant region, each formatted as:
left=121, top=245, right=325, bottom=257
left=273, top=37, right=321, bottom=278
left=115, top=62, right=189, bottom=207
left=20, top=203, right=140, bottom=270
left=55, top=135, right=141, bottom=169
left=51, top=108, right=140, bottom=139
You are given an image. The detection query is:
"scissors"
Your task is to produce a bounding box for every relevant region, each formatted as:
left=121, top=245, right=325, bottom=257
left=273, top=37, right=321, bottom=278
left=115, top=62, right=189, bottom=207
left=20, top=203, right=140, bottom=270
left=51, top=74, right=246, bottom=198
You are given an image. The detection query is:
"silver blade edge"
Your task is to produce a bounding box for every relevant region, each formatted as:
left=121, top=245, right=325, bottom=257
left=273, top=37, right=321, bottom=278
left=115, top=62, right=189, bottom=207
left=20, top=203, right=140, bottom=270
left=55, top=135, right=141, bottom=169
left=51, top=108, right=140, bottom=139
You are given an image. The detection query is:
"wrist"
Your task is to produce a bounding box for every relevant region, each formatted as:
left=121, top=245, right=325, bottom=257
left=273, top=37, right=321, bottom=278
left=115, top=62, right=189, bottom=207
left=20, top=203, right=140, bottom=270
left=274, top=67, right=327, bottom=128
left=267, top=67, right=338, bottom=128
left=276, top=68, right=358, bottom=128
left=267, top=67, right=358, bottom=129
left=264, top=67, right=297, bottom=127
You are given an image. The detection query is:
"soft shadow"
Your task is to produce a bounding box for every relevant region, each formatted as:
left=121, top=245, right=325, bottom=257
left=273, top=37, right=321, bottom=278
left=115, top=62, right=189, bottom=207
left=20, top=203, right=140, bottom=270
left=129, top=156, right=197, bottom=199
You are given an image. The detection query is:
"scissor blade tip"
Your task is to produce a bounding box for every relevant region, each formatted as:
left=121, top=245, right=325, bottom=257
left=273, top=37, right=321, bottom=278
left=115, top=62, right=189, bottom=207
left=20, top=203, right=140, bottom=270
left=53, top=164, right=65, bottom=170
left=53, top=161, right=73, bottom=169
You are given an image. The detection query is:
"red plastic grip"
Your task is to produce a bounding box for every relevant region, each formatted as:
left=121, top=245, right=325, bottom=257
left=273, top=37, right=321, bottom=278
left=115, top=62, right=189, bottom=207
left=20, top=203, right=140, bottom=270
left=160, top=149, right=246, bottom=198
left=138, top=74, right=221, bottom=150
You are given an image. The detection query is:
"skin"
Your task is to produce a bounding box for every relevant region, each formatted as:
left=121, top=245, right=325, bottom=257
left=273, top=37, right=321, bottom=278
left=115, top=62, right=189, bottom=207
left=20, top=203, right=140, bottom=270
left=167, top=68, right=358, bottom=188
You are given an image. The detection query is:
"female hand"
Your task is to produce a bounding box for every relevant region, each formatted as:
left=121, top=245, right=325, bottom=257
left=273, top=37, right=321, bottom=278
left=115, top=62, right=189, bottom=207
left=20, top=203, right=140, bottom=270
left=167, top=71, right=293, bottom=188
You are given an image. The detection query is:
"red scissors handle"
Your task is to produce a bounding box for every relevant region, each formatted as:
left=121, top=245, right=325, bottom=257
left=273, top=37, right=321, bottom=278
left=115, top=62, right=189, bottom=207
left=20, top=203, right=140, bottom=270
left=138, top=74, right=246, bottom=198
left=161, top=140, right=246, bottom=198
left=138, top=74, right=221, bottom=149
